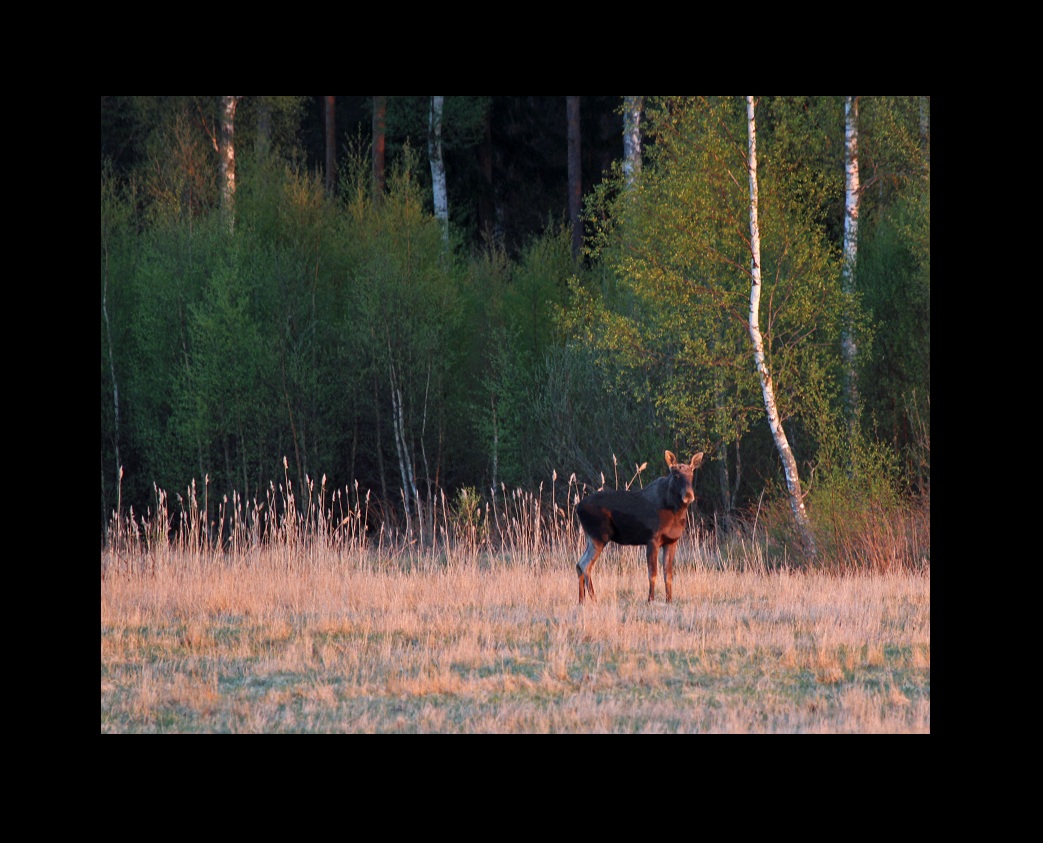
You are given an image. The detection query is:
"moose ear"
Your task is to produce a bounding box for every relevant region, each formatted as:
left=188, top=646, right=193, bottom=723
left=690, top=452, right=704, bottom=469
left=665, top=450, right=677, bottom=467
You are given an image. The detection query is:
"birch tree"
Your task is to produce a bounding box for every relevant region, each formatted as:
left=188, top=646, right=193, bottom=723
left=623, top=96, right=644, bottom=189
left=388, top=351, right=418, bottom=534
left=351, top=150, right=461, bottom=538
left=428, top=96, right=448, bottom=247
left=745, top=96, right=816, bottom=557
left=576, top=97, right=846, bottom=521
left=841, top=96, right=861, bottom=433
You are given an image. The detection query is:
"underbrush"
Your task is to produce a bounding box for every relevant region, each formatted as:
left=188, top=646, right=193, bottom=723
left=102, top=465, right=930, bottom=577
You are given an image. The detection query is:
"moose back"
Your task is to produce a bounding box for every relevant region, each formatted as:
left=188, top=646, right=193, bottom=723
left=575, top=451, right=704, bottom=603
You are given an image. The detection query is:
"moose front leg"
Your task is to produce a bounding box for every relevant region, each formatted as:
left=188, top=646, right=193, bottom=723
left=646, top=542, right=660, bottom=602
left=662, top=543, right=678, bottom=603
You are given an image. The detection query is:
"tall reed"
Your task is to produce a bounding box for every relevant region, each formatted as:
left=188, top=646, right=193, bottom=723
left=102, top=463, right=929, bottom=577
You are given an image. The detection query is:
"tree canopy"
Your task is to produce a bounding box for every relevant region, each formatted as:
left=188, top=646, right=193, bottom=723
left=100, top=96, right=930, bottom=550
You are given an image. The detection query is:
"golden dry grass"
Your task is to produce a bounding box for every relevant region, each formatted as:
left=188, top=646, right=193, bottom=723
left=101, top=535, right=929, bottom=733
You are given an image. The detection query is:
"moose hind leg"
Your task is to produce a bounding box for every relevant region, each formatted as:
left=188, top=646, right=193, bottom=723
left=577, top=539, right=602, bottom=603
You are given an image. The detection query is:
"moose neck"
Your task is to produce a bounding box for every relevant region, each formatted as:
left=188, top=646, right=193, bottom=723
left=644, top=475, right=692, bottom=513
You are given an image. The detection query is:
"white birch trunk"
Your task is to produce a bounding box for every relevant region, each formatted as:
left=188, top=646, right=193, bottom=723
left=387, top=341, right=416, bottom=534
left=490, top=393, right=499, bottom=497
left=220, top=96, right=240, bottom=231
left=623, top=96, right=644, bottom=188
left=745, top=96, right=816, bottom=558
left=428, top=96, right=449, bottom=247
left=418, top=360, right=433, bottom=544
left=841, top=96, right=860, bottom=428
left=390, top=380, right=416, bottom=531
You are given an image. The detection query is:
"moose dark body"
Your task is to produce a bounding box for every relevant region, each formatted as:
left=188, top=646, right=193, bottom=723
left=575, top=451, right=704, bottom=603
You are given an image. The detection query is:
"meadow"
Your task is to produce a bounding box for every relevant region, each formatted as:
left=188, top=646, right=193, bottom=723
left=100, top=479, right=930, bottom=733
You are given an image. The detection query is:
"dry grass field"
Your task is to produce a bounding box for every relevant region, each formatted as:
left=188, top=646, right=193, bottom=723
left=100, top=483, right=929, bottom=733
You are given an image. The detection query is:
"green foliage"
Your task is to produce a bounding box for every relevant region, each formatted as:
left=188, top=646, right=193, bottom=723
left=334, top=144, right=489, bottom=504
left=802, top=426, right=929, bottom=572
left=856, top=193, right=930, bottom=493
left=101, top=96, right=930, bottom=542
left=384, top=97, right=491, bottom=149
left=853, top=97, right=930, bottom=494
left=574, top=97, right=849, bottom=510
left=758, top=97, right=846, bottom=246
left=475, top=229, right=562, bottom=488
left=859, top=97, right=930, bottom=213
left=379, top=97, right=492, bottom=235
left=128, top=215, right=237, bottom=497
left=450, top=486, right=487, bottom=543
left=236, top=96, right=309, bottom=160
left=473, top=224, right=657, bottom=489
left=101, top=168, right=140, bottom=523
left=504, top=224, right=573, bottom=362
left=138, top=98, right=221, bottom=224
left=176, top=253, right=269, bottom=496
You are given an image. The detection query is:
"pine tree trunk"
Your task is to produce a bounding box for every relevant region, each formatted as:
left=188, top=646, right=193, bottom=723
left=219, top=96, right=240, bottom=230
left=745, top=96, right=817, bottom=559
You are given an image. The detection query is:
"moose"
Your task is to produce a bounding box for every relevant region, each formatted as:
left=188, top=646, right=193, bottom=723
left=575, top=451, right=704, bottom=604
